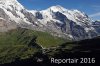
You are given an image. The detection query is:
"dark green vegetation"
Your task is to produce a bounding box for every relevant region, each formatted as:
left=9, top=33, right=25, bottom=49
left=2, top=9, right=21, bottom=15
left=0, top=28, right=66, bottom=48
left=0, top=27, right=100, bottom=65
left=32, top=31, right=66, bottom=48
left=0, top=28, right=41, bottom=64
left=1, top=36, right=100, bottom=66
left=0, top=28, right=66, bottom=64
left=46, top=36, right=100, bottom=58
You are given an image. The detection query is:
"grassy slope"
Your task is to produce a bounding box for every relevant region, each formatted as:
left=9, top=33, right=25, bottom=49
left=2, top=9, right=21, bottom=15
left=0, top=28, right=39, bottom=64
left=32, top=31, right=66, bottom=48
left=46, top=36, right=100, bottom=58
left=0, top=28, right=66, bottom=47
left=0, top=28, right=66, bottom=64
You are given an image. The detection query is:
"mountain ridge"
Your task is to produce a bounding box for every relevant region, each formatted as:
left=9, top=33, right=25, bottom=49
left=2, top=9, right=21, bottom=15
left=0, top=0, right=99, bottom=40
left=0, top=0, right=100, bottom=65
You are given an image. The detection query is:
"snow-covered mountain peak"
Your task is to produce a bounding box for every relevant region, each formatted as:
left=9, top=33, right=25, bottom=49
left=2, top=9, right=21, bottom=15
left=0, top=0, right=99, bottom=40
left=0, top=0, right=32, bottom=26
left=46, top=5, right=67, bottom=12
left=0, top=0, right=17, bottom=2
left=39, top=5, right=91, bottom=25
left=0, top=0, right=24, bottom=11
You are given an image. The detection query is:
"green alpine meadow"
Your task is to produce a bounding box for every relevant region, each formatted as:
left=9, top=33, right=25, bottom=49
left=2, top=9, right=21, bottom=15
left=0, top=28, right=66, bottom=64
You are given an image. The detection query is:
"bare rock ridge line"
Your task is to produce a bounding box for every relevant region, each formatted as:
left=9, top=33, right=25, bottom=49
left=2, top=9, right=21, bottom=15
left=0, top=0, right=99, bottom=40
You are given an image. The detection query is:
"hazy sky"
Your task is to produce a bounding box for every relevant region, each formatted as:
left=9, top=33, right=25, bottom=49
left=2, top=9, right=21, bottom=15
left=18, top=0, right=100, bottom=20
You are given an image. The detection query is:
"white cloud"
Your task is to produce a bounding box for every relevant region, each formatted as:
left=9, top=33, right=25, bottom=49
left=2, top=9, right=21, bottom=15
left=89, top=12, right=100, bottom=17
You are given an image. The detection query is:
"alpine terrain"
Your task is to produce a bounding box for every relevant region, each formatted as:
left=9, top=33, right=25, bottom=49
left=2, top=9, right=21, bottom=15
left=0, top=0, right=99, bottom=40
left=0, top=0, right=100, bottom=65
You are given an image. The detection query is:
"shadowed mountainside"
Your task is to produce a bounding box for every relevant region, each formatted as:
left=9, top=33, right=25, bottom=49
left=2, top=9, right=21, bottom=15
left=0, top=35, right=100, bottom=66
left=0, top=28, right=66, bottom=65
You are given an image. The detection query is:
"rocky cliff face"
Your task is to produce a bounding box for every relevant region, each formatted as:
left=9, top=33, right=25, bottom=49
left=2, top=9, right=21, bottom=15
left=92, top=20, right=100, bottom=35
left=30, top=5, right=98, bottom=40
left=0, top=0, right=99, bottom=40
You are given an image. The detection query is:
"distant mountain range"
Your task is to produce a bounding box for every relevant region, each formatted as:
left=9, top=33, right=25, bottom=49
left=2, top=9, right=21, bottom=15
left=0, top=0, right=100, bottom=40
left=1, top=0, right=100, bottom=65
left=92, top=20, right=100, bottom=34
